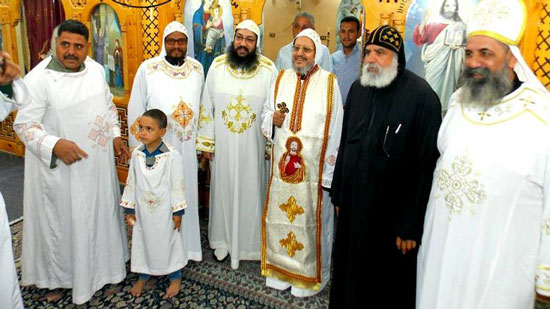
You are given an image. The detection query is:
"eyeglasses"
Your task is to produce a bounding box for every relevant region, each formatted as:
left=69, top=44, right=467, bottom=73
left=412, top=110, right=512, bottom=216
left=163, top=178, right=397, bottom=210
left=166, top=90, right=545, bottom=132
left=291, top=45, right=314, bottom=53
left=235, top=34, right=256, bottom=44
left=165, top=38, right=187, bottom=45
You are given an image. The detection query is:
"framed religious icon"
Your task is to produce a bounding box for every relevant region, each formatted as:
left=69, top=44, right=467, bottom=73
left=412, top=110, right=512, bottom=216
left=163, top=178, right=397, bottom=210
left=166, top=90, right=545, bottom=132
left=90, top=3, right=125, bottom=97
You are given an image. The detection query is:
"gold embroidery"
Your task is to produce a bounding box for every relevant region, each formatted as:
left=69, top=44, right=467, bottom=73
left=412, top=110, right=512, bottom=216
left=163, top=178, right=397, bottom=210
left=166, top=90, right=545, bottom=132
left=196, top=135, right=215, bottom=152
left=171, top=99, right=194, bottom=129
left=214, top=55, right=275, bottom=80
left=279, top=196, right=305, bottom=223
left=130, top=117, right=141, bottom=142
left=461, top=87, right=550, bottom=126
left=221, top=91, right=256, bottom=134
left=147, top=59, right=201, bottom=79
left=279, top=231, right=304, bottom=257
left=199, top=105, right=212, bottom=127
left=435, top=154, right=487, bottom=218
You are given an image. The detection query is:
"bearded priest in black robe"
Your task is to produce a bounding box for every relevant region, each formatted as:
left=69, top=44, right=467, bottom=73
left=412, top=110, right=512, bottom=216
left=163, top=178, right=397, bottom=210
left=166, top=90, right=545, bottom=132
left=329, top=25, right=442, bottom=308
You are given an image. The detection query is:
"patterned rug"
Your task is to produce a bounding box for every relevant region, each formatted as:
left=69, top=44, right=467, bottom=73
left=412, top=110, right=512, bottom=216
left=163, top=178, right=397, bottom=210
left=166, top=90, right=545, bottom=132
left=10, top=215, right=330, bottom=308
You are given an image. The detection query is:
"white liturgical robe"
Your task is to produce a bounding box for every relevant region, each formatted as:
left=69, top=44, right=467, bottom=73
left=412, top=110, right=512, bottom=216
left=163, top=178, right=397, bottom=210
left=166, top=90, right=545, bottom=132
left=260, top=65, right=343, bottom=296
left=196, top=54, right=277, bottom=268
left=121, top=143, right=187, bottom=275
left=0, top=80, right=25, bottom=309
left=14, top=56, right=129, bottom=305
left=128, top=55, right=204, bottom=262
left=417, top=83, right=550, bottom=308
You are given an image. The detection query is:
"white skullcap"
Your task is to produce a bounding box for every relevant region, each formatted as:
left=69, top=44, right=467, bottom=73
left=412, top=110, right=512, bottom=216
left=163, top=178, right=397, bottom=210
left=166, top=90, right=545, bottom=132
left=160, top=21, right=189, bottom=57
left=467, top=0, right=548, bottom=94
left=235, top=19, right=260, bottom=48
left=294, top=28, right=322, bottom=65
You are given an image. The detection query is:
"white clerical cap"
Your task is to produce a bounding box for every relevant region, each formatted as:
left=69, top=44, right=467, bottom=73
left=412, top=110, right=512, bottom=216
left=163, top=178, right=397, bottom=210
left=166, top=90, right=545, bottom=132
left=294, top=28, right=322, bottom=65
left=467, top=0, right=548, bottom=94
left=235, top=19, right=261, bottom=48
left=160, top=21, right=189, bottom=57
left=466, top=0, right=526, bottom=46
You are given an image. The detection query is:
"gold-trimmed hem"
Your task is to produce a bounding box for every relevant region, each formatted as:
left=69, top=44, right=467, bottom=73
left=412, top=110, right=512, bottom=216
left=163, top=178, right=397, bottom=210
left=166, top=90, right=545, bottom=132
left=536, top=284, right=550, bottom=292
left=262, top=266, right=321, bottom=291
left=196, top=135, right=215, bottom=152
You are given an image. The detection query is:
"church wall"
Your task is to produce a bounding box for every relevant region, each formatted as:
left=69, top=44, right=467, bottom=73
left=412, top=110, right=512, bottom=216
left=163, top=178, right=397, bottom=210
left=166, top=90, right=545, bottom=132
left=262, top=0, right=341, bottom=61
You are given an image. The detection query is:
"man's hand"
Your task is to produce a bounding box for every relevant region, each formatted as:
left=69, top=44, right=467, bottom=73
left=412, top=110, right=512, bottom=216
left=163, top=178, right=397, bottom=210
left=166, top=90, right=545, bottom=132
left=273, top=110, right=287, bottom=128
left=396, top=236, right=417, bottom=255
left=53, top=139, right=88, bottom=165
left=173, top=215, right=182, bottom=231
left=203, top=151, right=214, bottom=161
left=125, top=214, right=136, bottom=227
left=113, top=137, right=130, bottom=164
left=0, top=52, right=21, bottom=85
left=335, top=206, right=340, bottom=217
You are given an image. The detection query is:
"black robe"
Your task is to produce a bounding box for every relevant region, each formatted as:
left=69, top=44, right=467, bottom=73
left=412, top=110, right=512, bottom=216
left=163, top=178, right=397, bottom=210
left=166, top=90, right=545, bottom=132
left=329, top=69, right=441, bottom=308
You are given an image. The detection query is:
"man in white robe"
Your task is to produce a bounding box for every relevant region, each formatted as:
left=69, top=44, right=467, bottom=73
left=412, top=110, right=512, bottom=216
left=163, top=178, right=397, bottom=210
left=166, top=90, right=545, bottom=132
left=261, top=28, right=343, bottom=297
left=416, top=1, right=550, bottom=308
left=14, top=20, right=129, bottom=305
left=128, top=21, right=203, bottom=263
left=196, top=20, right=277, bottom=270
left=276, top=12, right=333, bottom=72
left=0, top=52, right=24, bottom=309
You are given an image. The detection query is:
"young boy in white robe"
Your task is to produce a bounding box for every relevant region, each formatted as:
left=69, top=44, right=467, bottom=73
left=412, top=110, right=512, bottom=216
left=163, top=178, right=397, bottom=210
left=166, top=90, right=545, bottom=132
left=121, top=109, right=187, bottom=299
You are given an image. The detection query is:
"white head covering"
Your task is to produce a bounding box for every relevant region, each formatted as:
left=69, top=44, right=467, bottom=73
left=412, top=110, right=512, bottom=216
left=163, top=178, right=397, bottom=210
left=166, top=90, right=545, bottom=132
left=293, top=28, right=322, bottom=65
left=48, top=25, right=60, bottom=58
left=160, top=21, right=189, bottom=57
left=467, top=0, right=548, bottom=94
left=234, top=19, right=261, bottom=49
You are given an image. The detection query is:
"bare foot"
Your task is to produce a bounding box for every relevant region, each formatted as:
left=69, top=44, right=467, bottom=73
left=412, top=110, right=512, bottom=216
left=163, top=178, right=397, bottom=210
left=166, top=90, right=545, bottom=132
left=130, top=279, right=147, bottom=297
left=40, top=289, right=64, bottom=302
left=104, top=284, right=121, bottom=297
left=163, top=279, right=181, bottom=299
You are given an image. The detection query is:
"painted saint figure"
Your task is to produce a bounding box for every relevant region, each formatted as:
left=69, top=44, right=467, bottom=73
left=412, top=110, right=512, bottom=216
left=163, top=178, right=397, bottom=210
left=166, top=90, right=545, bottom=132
left=204, top=4, right=224, bottom=53
left=113, top=38, right=123, bottom=87
left=413, top=0, right=466, bottom=112
left=193, top=0, right=226, bottom=74
left=278, top=137, right=305, bottom=183
left=92, top=19, right=106, bottom=66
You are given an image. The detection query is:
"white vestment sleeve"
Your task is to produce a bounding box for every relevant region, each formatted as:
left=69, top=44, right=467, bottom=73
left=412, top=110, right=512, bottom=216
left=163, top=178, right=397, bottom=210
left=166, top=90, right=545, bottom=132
left=275, top=49, right=284, bottom=71
left=170, top=151, right=187, bottom=213
left=14, top=74, right=60, bottom=167
left=261, top=71, right=280, bottom=142
left=321, top=78, right=343, bottom=188
left=0, top=94, right=12, bottom=121
left=196, top=69, right=215, bottom=153
left=536, top=137, right=550, bottom=296
left=0, top=79, right=31, bottom=121
left=106, top=80, right=121, bottom=138
left=127, top=64, right=148, bottom=148
left=120, top=154, right=137, bottom=210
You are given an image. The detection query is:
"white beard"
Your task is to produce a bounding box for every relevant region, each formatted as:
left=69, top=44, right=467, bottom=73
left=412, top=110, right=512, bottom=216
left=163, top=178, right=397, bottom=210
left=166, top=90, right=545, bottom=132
left=360, top=56, right=398, bottom=88
left=292, top=61, right=315, bottom=75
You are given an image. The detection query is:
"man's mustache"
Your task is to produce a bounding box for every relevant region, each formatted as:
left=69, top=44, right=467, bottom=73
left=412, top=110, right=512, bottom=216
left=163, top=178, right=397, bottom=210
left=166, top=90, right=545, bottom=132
left=237, top=46, right=249, bottom=53
left=464, top=67, right=491, bottom=80
left=64, top=55, right=78, bottom=61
